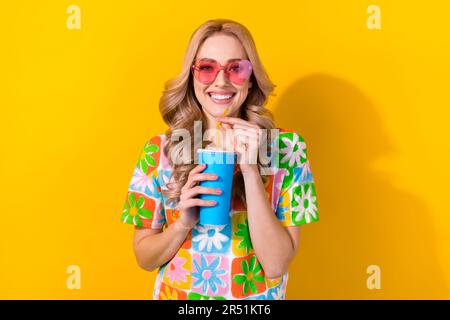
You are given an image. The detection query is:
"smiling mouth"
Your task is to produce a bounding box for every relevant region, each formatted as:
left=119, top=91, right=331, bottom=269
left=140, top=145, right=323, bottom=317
left=208, top=92, right=236, bottom=104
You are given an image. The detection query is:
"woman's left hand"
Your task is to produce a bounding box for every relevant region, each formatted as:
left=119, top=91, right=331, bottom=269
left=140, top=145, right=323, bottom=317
left=218, top=116, right=262, bottom=175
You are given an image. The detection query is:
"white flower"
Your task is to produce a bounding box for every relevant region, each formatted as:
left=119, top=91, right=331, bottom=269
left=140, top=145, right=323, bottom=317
left=292, top=185, right=318, bottom=223
left=271, top=287, right=284, bottom=300
left=159, top=170, right=172, bottom=191
left=193, top=225, right=229, bottom=252
left=130, top=168, right=154, bottom=193
left=280, top=134, right=306, bottom=168
left=161, top=171, right=171, bottom=185
left=273, top=168, right=288, bottom=209
left=299, top=160, right=312, bottom=181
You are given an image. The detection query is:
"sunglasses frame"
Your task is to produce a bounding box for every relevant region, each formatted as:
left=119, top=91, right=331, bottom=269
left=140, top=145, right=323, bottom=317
left=191, top=58, right=253, bottom=85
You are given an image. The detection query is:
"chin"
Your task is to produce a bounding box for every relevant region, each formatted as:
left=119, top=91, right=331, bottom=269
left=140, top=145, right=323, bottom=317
left=200, top=99, right=243, bottom=119
left=204, top=103, right=229, bottom=114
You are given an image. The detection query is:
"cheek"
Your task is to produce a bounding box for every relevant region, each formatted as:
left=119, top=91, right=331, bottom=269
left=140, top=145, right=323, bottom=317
left=230, top=90, right=248, bottom=113
left=193, top=82, right=208, bottom=102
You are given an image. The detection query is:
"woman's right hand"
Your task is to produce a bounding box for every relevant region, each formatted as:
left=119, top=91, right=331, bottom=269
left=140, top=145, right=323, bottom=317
left=176, top=163, right=222, bottom=230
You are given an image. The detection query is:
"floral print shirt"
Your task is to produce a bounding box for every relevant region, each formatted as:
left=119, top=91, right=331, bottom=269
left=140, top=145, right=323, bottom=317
left=121, top=128, right=319, bottom=300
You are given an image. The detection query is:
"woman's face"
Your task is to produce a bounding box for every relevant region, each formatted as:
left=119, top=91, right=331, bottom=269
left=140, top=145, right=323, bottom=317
left=193, top=33, right=252, bottom=128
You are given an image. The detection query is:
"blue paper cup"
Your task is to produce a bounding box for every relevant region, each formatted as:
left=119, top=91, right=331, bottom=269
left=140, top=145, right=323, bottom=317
left=197, top=148, right=237, bottom=226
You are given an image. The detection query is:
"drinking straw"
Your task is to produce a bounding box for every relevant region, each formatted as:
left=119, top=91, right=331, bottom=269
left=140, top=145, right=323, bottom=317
left=216, top=107, right=228, bottom=149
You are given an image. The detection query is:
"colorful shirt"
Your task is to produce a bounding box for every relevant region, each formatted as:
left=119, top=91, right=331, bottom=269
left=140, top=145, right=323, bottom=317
left=121, top=128, right=319, bottom=300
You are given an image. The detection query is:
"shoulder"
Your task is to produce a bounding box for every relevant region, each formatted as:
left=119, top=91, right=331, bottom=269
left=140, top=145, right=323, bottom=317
left=272, top=128, right=309, bottom=170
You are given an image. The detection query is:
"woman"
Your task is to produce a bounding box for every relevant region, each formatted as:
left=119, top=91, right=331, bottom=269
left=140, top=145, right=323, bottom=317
left=121, top=19, right=319, bottom=300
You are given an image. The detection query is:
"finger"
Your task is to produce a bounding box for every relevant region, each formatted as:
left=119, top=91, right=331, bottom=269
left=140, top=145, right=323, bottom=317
left=183, top=198, right=217, bottom=209
left=233, top=129, right=259, bottom=138
left=233, top=133, right=259, bottom=150
left=229, top=124, right=260, bottom=134
left=182, top=186, right=222, bottom=200
left=191, top=173, right=219, bottom=183
left=231, top=125, right=258, bottom=133
left=190, top=163, right=206, bottom=176
left=183, top=164, right=207, bottom=190
left=218, top=117, right=259, bottom=129
left=233, top=129, right=259, bottom=141
left=221, top=123, right=233, bottom=130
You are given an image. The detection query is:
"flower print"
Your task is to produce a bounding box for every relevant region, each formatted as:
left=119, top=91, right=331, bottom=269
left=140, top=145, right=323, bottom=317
left=234, top=218, right=253, bottom=255
left=160, top=285, right=177, bottom=300
left=280, top=133, right=306, bottom=168
left=232, top=213, right=252, bottom=256
left=270, top=286, right=284, bottom=300
left=280, top=167, right=294, bottom=191
left=121, top=192, right=153, bottom=227
left=281, top=276, right=288, bottom=292
left=158, top=169, right=172, bottom=191
left=244, top=294, right=267, bottom=300
left=272, top=168, right=287, bottom=210
left=275, top=194, right=288, bottom=221
left=159, top=283, right=187, bottom=300
left=165, top=255, right=189, bottom=285
left=130, top=167, right=154, bottom=194
left=233, top=256, right=265, bottom=295
left=292, top=184, right=318, bottom=224
left=266, top=276, right=282, bottom=289
left=192, top=255, right=226, bottom=294
left=145, top=176, right=162, bottom=200
left=188, top=292, right=226, bottom=300
left=137, top=141, right=159, bottom=175
left=276, top=191, right=294, bottom=227
left=159, top=137, right=172, bottom=171
left=192, top=225, right=229, bottom=252
left=163, top=249, right=191, bottom=289
left=299, top=159, right=312, bottom=181
left=166, top=209, right=180, bottom=226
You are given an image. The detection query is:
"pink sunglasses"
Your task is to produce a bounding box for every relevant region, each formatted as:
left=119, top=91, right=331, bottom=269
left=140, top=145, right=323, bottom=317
left=191, top=58, right=253, bottom=85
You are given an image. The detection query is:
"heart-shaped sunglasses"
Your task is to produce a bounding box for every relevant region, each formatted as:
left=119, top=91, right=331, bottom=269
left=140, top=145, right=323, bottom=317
left=191, top=58, right=253, bottom=85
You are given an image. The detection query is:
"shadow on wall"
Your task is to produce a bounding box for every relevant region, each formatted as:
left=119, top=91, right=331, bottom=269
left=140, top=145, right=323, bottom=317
left=272, top=73, right=448, bottom=299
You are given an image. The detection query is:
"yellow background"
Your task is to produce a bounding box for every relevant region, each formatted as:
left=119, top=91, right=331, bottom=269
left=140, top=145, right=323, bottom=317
left=1, top=0, right=449, bottom=299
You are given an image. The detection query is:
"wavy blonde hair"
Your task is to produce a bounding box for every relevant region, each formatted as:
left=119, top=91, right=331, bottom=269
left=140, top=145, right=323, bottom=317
left=159, top=19, right=276, bottom=207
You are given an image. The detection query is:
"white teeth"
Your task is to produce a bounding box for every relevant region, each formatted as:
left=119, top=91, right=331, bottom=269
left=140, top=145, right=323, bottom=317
left=209, top=93, right=234, bottom=100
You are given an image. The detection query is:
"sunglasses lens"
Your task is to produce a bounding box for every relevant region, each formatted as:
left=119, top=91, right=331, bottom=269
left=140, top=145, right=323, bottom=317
left=227, top=60, right=252, bottom=85
left=193, top=59, right=252, bottom=85
left=193, top=60, right=218, bottom=84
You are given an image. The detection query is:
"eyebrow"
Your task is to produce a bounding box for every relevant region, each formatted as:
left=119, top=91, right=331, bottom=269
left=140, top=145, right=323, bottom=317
left=196, top=57, right=244, bottom=62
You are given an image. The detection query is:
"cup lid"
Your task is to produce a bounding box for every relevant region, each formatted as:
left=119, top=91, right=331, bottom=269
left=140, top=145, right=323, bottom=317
left=197, top=148, right=236, bottom=154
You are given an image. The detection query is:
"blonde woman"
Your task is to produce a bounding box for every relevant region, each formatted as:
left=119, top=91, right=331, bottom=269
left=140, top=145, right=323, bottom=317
left=121, top=19, right=319, bottom=300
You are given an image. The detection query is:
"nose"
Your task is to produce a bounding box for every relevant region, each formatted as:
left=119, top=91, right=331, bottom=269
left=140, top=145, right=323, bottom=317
left=213, top=69, right=229, bottom=87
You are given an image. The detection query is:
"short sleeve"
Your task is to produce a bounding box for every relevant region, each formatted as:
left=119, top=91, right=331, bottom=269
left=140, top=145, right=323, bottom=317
left=274, top=130, right=319, bottom=227
left=120, top=135, right=166, bottom=229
